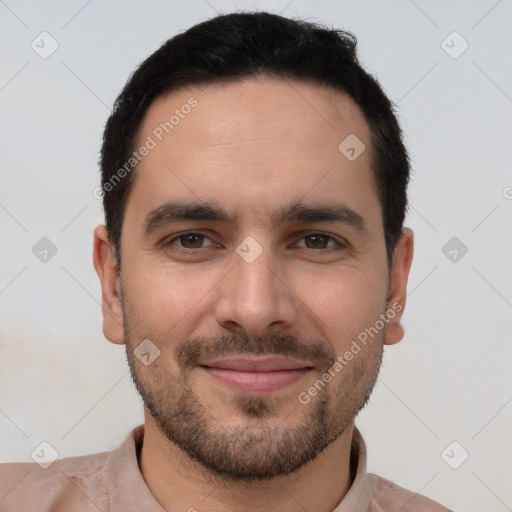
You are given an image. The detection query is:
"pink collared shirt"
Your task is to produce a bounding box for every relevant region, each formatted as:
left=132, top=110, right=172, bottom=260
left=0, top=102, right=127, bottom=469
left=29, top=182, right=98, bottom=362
left=0, top=425, right=451, bottom=511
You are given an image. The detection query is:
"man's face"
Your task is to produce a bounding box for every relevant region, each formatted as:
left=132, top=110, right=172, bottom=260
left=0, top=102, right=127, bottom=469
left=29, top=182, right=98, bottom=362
left=99, top=77, right=410, bottom=481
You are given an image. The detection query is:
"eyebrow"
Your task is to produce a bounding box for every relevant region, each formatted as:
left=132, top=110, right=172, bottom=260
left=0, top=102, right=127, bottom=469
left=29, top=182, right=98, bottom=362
left=143, top=199, right=369, bottom=235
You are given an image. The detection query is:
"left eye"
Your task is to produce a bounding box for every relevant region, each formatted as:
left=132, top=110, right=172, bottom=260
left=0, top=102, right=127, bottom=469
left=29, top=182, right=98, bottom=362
left=294, top=233, right=341, bottom=250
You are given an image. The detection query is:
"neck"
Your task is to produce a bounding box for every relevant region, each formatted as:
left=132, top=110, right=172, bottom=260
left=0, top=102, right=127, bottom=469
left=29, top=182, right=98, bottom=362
left=138, top=412, right=355, bottom=512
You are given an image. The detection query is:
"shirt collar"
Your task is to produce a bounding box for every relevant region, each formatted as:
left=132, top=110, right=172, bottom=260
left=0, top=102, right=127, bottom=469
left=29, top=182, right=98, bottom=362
left=106, top=423, right=371, bottom=511
left=104, top=424, right=165, bottom=511
left=332, top=425, right=372, bottom=511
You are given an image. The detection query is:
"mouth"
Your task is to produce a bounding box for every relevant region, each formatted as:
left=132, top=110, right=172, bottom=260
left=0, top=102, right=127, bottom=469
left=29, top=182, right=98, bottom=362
left=198, top=356, right=313, bottom=393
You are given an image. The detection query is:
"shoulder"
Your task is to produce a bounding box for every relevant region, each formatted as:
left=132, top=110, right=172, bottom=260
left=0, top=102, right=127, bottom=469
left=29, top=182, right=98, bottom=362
left=367, top=473, right=452, bottom=511
left=0, top=451, right=110, bottom=512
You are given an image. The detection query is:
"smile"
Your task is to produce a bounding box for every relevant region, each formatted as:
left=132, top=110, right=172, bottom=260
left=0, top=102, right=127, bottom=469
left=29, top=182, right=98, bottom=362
left=199, top=356, right=313, bottom=393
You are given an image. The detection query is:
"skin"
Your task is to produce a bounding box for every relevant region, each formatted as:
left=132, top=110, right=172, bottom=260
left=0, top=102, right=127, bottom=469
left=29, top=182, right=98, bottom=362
left=93, top=76, right=414, bottom=512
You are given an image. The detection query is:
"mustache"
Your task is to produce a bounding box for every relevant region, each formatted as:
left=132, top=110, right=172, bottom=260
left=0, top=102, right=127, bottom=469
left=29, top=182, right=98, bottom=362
left=176, top=332, right=336, bottom=372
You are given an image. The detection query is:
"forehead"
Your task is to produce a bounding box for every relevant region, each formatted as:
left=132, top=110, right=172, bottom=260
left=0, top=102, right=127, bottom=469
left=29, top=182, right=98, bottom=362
left=126, top=76, right=380, bottom=232
left=139, top=76, right=371, bottom=156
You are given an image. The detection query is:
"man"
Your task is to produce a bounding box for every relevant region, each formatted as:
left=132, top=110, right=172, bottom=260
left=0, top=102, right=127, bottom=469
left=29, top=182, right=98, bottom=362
left=0, top=11, right=451, bottom=512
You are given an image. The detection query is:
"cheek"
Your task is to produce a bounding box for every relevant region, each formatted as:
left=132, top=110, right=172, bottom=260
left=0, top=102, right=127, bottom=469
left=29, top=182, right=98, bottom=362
left=124, top=263, right=222, bottom=328
left=299, top=267, right=386, bottom=346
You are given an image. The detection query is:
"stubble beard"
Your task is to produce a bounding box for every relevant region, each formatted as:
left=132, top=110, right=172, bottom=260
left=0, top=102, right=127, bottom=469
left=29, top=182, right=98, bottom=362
left=123, top=304, right=384, bottom=483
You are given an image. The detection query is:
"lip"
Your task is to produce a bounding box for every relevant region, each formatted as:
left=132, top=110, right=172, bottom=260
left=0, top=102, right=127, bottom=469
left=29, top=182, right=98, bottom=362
left=201, top=355, right=312, bottom=372
left=199, top=356, right=312, bottom=393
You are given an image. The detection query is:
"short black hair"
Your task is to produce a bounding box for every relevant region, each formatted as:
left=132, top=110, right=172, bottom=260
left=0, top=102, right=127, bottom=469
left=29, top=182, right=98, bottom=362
left=100, top=11, right=410, bottom=268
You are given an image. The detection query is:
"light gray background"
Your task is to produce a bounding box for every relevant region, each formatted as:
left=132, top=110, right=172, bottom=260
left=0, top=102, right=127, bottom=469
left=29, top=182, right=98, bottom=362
left=1, top=1, right=511, bottom=510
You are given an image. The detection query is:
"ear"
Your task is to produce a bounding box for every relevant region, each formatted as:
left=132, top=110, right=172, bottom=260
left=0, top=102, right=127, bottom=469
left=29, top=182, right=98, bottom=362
left=383, top=228, right=414, bottom=346
left=93, top=225, right=125, bottom=345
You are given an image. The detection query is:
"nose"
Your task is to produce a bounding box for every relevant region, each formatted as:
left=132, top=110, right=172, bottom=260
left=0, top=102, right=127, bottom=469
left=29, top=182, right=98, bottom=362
left=213, top=244, right=298, bottom=339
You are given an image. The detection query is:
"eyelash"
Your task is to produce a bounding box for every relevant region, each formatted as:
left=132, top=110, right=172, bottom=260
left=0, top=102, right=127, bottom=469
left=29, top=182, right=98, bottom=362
left=161, top=231, right=346, bottom=253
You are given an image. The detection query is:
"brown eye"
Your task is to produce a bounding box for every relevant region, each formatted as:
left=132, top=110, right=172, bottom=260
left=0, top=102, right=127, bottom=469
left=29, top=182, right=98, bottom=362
left=296, top=233, right=342, bottom=250
left=179, top=233, right=205, bottom=249
left=304, top=234, right=330, bottom=249
left=163, top=232, right=216, bottom=252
